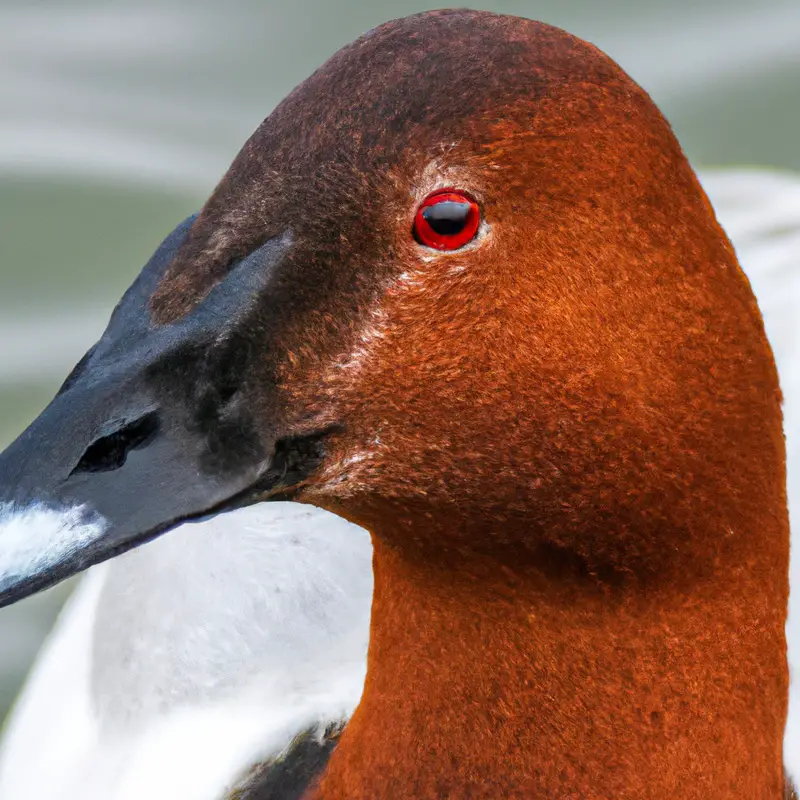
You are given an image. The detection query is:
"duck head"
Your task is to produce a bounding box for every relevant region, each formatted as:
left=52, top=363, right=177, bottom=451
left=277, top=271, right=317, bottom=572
left=0, top=10, right=785, bottom=602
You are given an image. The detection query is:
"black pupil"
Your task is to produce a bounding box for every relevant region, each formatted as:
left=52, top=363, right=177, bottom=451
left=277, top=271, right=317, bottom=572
left=422, top=200, right=471, bottom=236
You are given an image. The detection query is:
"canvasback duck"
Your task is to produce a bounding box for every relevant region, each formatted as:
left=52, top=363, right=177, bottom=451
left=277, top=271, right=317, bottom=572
left=5, top=168, right=800, bottom=800
left=0, top=9, right=795, bottom=798
left=1, top=168, right=799, bottom=800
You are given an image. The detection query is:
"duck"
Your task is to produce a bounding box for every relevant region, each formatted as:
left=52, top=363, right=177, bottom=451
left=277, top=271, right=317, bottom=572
left=1, top=168, right=799, bottom=800
left=0, top=9, right=795, bottom=797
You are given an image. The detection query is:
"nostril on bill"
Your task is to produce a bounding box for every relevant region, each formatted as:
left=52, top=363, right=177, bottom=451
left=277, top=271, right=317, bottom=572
left=70, top=412, right=161, bottom=475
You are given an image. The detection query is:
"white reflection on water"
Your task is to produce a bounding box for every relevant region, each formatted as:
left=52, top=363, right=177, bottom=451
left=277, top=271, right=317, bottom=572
left=604, top=3, right=800, bottom=100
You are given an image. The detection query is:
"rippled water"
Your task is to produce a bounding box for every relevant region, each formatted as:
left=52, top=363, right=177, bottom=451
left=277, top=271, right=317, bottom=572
left=0, top=0, right=798, bottom=722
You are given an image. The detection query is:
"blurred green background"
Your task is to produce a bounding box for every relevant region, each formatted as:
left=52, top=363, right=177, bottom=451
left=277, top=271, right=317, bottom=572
left=0, top=0, right=798, bottom=721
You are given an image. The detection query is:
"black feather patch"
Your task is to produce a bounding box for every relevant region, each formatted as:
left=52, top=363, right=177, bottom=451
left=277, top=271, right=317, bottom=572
left=226, top=722, right=344, bottom=800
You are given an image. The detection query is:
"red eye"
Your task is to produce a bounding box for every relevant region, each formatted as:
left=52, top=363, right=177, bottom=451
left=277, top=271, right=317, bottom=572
left=413, top=190, right=481, bottom=251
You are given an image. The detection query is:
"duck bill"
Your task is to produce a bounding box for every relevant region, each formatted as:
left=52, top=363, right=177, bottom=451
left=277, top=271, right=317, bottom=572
left=0, top=217, right=302, bottom=607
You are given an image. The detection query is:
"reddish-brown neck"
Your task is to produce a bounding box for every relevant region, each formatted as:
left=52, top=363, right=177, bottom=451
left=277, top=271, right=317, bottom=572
left=310, top=528, right=787, bottom=800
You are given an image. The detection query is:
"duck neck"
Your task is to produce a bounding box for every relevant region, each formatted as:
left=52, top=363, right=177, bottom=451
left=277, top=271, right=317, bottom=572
left=311, top=533, right=788, bottom=800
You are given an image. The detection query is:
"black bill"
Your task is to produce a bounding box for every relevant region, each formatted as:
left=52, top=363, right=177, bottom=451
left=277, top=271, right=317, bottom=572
left=0, top=217, right=321, bottom=606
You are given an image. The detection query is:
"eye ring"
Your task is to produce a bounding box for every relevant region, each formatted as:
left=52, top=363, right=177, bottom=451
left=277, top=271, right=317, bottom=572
left=413, top=190, right=481, bottom=251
